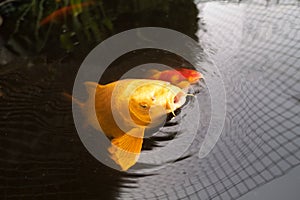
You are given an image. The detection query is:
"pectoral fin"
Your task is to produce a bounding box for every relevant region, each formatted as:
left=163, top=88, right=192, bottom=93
left=108, top=128, right=145, bottom=171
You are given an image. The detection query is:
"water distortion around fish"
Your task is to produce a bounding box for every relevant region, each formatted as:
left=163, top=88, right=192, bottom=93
left=71, top=27, right=226, bottom=172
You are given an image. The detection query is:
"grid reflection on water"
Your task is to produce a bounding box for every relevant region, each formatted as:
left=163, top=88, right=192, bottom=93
left=120, top=1, right=300, bottom=199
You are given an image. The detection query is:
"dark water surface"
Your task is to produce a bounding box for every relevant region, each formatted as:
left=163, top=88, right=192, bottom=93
left=0, top=0, right=300, bottom=200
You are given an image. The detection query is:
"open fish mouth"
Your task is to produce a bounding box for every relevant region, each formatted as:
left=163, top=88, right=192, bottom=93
left=173, top=91, right=186, bottom=106
left=167, top=89, right=187, bottom=116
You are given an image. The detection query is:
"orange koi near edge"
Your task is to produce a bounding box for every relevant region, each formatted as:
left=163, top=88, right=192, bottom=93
left=39, top=1, right=94, bottom=26
left=147, top=68, right=203, bottom=89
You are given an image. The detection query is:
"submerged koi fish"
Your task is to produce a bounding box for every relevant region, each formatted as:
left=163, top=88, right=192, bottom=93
left=147, top=68, right=203, bottom=89
left=70, top=79, right=187, bottom=171
left=39, top=1, right=94, bottom=26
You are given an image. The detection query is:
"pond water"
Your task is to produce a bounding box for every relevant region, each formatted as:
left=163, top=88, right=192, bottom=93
left=0, top=0, right=299, bottom=200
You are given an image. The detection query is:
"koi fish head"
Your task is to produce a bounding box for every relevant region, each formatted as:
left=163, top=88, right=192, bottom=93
left=123, top=80, right=186, bottom=127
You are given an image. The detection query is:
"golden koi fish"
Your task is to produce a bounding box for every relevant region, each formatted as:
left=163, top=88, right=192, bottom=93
left=72, top=79, right=187, bottom=171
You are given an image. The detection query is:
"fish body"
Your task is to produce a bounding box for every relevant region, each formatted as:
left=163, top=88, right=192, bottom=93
left=176, top=68, right=203, bottom=83
left=79, top=79, right=187, bottom=170
left=39, top=1, right=94, bottom=26
left=147, top=68, right=203, bottom=89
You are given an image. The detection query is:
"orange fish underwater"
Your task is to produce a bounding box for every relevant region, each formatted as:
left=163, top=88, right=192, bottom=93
left=40, top=1, right=94, bottom=26
left=70, top=79, right=187, bottom=171
left=147, top=68, right=203, bottom=89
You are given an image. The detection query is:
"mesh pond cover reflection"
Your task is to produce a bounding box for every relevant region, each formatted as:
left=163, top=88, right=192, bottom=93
left=118, top=1, right=300, bottom=199
left=0, top=1, right=299, bottom=200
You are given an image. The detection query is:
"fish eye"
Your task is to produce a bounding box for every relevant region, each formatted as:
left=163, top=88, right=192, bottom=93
left=139, top=103, right=148, bottom=109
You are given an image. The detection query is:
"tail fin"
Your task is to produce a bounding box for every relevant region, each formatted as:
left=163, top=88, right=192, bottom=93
left=62, top=92, right=84, bottom=107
